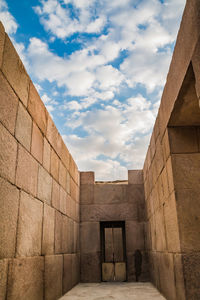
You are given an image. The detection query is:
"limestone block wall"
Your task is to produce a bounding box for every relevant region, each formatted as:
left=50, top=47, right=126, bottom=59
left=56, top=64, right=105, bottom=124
left=80, top=171, right=149, bottom=282
left=0, top=22, right=80, bottom=300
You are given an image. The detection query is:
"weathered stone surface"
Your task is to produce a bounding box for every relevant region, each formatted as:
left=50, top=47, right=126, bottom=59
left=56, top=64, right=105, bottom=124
left=166, top=156, right=174, bottom=195
left=72, top=254, right=79, bottom=286
left=62, top=215, right=69, bottom=253
left=16, top=191, right=43, bottom=257
left=0, top=177, right=19, bottom=258
left=31, top=122, right=43, bottom=164
left=164, top=193, right=180, bottom=252
left=0, top=259, right=8, bottom=300
left=176, top=188, right=200, bottom=251
left=15, top=102, right=32, bottom=151
left=50, top=148, right=59, bottom=181
left=0, top=22, right=5, bottom=68
left=2, top=34, right=30, bottom=106
left=81, top=203, right=137, bottom=222
left=94, top=184, right=127, bottom=204
left=60, top=187, right=67, bottom=215
left=158, top=252, right=176, bottom=300
left=46, top=115, right=59, bottom=154
left=66, top=171, right=70, bottom=194
left=162, top=129, right=170, bottom=162
left=61, top=141, right=70, bottom=170
left=52, top=179, right=60, bottom=210
left=74, top=222, right=79, bottom=252
left=80, top=172, right=95, bottom=184
left=16, top=145, right=38, bottom=196
left=63, top=254, right=72, bottom=294
left=172, top=153, right=200, bottom=189
left=28, top=82, right=47, bottom=134
left=128, top=170, right=143, bottom=184
left=59, top=161, right=67, bottom=190
left=168, top=126, right=198, bottom=153
left=182, top=252, right=200, bottom=300
left=80, top=222, right=100, bottom=254
left=155, top=207, right=167, bottom=251
left=7, top=256, right=44, bottom=300
left=0, top=72, right=18, bottom=134
left=0, top=123, right=17, bottom=183
left=81, top=252, right=101, bottom=283
left=55, top=211, right=62, bottom=254
left=42, top=204, right=55, bottom=255
left=80, top=184, right=94, bottom=204
left=37, top=165, right=52, bottom=204
left=70, top=177, right=77, bottom=201
left=45, top=255, right=63, bottom=300
left=126, top=221, right=145, bottom=252
left=43, top=138, right=51, bottom=172
left=68, top=219, right=74, bottom=253
left=70, top=199, right=76, bottom=220
left=174, top=254, right=186, bottom=300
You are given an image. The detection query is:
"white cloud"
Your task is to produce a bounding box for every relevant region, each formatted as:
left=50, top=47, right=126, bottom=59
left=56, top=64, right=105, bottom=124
left=0, top=0, right=18, bottom=34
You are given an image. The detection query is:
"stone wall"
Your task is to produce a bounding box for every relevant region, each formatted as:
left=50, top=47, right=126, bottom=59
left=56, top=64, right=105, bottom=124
left=80, top=170, right=149, bottom=282
left=0, top=22, right=80, bottom=300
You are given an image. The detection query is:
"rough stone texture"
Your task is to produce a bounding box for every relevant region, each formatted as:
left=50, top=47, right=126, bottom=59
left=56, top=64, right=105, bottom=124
left=70, top=177, right=77, bottom=201
left=72, top=254, right=79, bottom=287
left=52, top=178, right=60, bottom=210
left=0, top=259, right=8, bottom=300
left=80, top=184, right=94, bottom=204
left=55, top=211, right=63, bottom=254
left=128, top=170, right=143, bottom=184
left=16, top=191, right=43, bottom=257
left=80, top=222, right=100, bottom=254
left=42, top=204, right=55, bottom=255
left=60, top=187, right=67, bottom=215
left=0, top=123, right=17, bottom=183
left=2, top=34, right=29, bottom=106
left=182, top=252, right=200, bottom=300
left=50, top=148, right=59, bottom=181
left=31, top=122, right=43, bottom=164
left=0, top=22, right=5, bottom=68
left=7, top=256, right=44, bottom=300
left=81, top=252, right=101, bottom=283
left=174, top=254, right=186, bottom=300
left=45, top=255, right=63, bottom=300
left=80, top=172, right=95, bottom=184
left=46, top=114, right=60, bottom=155
left=94, top=184, right=127, bottom=204
left=126, top=221, right=145, bottom=252
left=16, top=145, right=38, bottom=196
left=28, top=82, right=47, bottom=134
left=0, top=71, right=18, bottom=134
left=62, top=215, right=69, bottom=253
left=0, top=177, right=19, bottom=258
left=59, top=161, right=67, bottom=190
left=63, top=254, right=72, bottom=294
left=15, top=102, right=32, bottom=151
left=38, top=165, right=52, bottom=204
left=43, top=138, right=51, bottom=172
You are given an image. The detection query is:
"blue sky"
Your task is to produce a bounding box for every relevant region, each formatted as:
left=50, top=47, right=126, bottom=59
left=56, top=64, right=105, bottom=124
left=0, top=0, right=186, bottom=180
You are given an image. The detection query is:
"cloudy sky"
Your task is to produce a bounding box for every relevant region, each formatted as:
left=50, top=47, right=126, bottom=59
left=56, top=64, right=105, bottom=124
left=0, top=0, right=186, bottom=180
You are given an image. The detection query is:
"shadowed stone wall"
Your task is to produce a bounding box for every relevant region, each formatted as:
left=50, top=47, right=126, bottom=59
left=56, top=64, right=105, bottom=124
left=0, top=22, right=80, bottom=300
left=80, top=171, right=149, bottom=282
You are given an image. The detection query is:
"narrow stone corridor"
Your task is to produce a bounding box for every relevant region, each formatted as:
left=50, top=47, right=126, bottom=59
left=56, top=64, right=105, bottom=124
left=59, top=283, right=166, bottom=300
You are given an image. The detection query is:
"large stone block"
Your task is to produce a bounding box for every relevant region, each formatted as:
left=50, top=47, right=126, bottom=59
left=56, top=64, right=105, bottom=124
left=70, top=177, right=77, bottom=201
left=70, top=198, right=76, bottom=220
left=0, top=123, right=17, bottom=183
left=71, top=254, right=79, bottom=286
left=80, top=222, right=100, bottom=254
left=80, top=184, right=94, bottom=204
left=74, top=221, right=79, bottom=252
left=37, top=165, right=52, bottom=204
left=158, top=252, right=176, bottom=300
left=174, top=254, right=186, bottom=300
left=0, top=177, right=19, bottom=258
left=162, top=129, right=170, bottom=162
left=182, top=252, right=200, bottom=300
left=16, top=145, right=38, bottom=196
left=28, top=82, right=47, bottom=134
left=0, top=259, right=8, bottom=300
left=59, top=161, right=67, bottom=190
left=50, top=148, right=59, bottom=181
left=80, top=172, right=95, bottom=184
left=52, top=179, right=60, bottom=210
left=15, top=102, right=32, bottom=151
left=0, top=22, right=5, bottom=67
left=176, top=188, right=200, bottom=251
left=61, top=141, right=69, bottom=170
left=63, top=254, right=72, bottom=294
left=46, top=115, right=59, bottom=154
left=62, top=215, right=69, bottom=253
left=81, top=252, right=101, bottom=283
left=168, top=126, right=198, bottom=154
left=2, top=34, right=30, bottom=106
left=172, top=153, right=200, bottom=189
left=45, top=255, right=63, bottom=300
left=42, top=204, right=55, bottom=255
left=60, top=187, right=67, bottom=215
left=94, top=184, right=127, bottom=204
left=55, top=211, right=62, bottom=254
left=128, top=170, right=143, bottom=184
left=164, top=193, right=180, bottom=252
left=16, top=191, right=43, bottom=257
left=126, top=221, right=145, bottom=252
left=7, top=256, right=44, bottom=300
left=81, top=203, right=137, bottom=222
left=155, top=137, right=164, bottom=177
left=68, top=219, right=74, bottom=253
left=0, top=72, right=18, bottom=134
left=66, top=171, right=70, bottom=194
left=155, top=207, right=167, bottom=251
left=166, top=156, right=174, bottom=195
left=43, top=138, right=51, bottom=172
left=31, top=122, right=43, bottom=164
